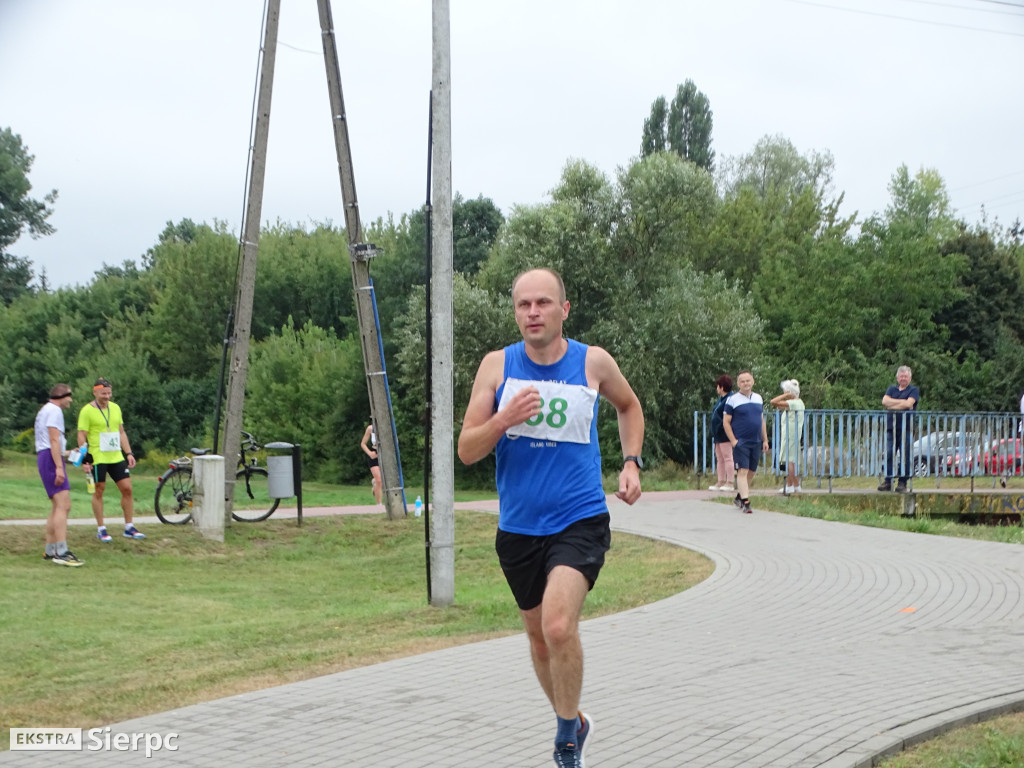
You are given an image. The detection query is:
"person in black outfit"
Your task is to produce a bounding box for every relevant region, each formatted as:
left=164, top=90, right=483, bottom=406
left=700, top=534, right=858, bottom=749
left=878, top=366, right=919, bottom=493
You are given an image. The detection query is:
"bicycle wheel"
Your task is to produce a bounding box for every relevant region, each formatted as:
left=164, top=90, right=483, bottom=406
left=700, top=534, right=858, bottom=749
left=154, top=467, right=194, bottom=525
left=231, top=467, right=280, bottom=522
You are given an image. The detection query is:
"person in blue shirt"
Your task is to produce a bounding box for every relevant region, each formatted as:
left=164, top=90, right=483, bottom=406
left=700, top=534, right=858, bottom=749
left=879, top=365, right=919, bottom=493
left=458, top=268, right=644, bottom=768
left=723, top=371, right=769, bottom=514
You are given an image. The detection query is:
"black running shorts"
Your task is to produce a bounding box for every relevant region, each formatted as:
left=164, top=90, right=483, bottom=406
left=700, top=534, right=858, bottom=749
left=495, top=513, right=611, bottom=611
left=94, top=460, right=131, bottom=484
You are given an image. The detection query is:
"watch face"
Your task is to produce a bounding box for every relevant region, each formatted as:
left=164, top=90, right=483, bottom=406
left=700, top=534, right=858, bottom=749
left=625, top=455, right=643, bottom=469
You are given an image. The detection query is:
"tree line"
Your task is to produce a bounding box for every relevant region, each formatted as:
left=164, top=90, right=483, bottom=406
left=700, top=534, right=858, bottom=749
left=2, top=107, right=1022, bottom=485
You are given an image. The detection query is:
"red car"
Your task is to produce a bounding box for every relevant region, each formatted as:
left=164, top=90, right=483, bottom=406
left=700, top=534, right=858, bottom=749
left=983, top=438, right=1023, bottom=476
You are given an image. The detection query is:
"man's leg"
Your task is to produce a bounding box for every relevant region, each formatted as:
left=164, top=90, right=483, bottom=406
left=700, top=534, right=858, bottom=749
left=91, top=480, right=106, bottom=526
left=46, top=490, right=70, bottom=547
left=880, top=431, right=895, bottom=490
left=735, top=468, right=750, bottom=500
left=900, top=428, right=913, bottom=482
left=520, top=565, right=589, bottom=719
left=116, top=476, right=135, bottom=524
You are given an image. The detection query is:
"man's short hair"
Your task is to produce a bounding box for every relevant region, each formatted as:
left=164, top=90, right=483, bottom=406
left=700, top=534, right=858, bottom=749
left=49, top=383, right=72, bottom=399
left=896, top=366, right=912, bottom=377
left=93, top=377, right=112, bottom=388
left=511, top=268, right=566, bottom=303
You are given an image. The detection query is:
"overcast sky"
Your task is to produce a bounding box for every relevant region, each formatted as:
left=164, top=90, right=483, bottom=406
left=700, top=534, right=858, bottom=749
left=2, top=0, right=1022, bottom=289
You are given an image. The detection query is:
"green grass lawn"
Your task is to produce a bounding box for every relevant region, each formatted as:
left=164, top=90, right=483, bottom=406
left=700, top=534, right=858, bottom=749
left=0, top=448, right=499, bottom=521
left=0, top=509, right=712, bottom=751
left=8, top=444, right=1024, bottom=765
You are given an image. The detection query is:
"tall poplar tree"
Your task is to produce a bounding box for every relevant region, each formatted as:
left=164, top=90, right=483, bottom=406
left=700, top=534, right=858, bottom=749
left=640, top=80, right=715, bottom=171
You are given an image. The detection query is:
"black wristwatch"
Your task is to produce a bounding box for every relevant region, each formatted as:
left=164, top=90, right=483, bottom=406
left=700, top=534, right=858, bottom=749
left=624, top=455, right=643, bottom=470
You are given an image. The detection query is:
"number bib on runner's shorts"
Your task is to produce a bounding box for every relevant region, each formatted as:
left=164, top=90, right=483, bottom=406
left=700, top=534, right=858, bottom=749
left=99, top=431, right=120, bottom=453
left=497, top=377, right=597, bottom=444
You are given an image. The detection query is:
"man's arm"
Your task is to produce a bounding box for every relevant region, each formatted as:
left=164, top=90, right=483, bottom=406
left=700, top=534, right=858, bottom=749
left=723, top=413, right=736, bottom=446
left=48, top=426, right=65, bottom=483
left=119, top=424, right=136, bottom=469
left=587, top=346, right=644, bottom=505
left=457, top=350, right=541, bottom=465
left=761, top=414, right=769, bottom=452
left=882, top=394, right=917, bottom=410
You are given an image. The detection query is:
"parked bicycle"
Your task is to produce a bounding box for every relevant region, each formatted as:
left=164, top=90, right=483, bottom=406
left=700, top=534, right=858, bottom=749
left=154, top=430, right=280, bottom=524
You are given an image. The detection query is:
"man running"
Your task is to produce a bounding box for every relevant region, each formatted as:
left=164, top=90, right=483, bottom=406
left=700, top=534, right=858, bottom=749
left=458, top=268, right=644, bottom=768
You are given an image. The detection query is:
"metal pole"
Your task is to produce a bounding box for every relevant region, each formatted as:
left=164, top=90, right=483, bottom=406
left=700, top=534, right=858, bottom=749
left=429, top=0, right=455, bottom=607
left=222, top=0, right=280, bottom=522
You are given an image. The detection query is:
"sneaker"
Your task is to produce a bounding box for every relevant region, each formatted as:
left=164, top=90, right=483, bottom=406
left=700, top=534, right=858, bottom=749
left=742, top=501, right=753, bottom=514
left=43, top=553, right=53, bottom=561
left=794, top=485, right=803, bottom=493
left=720, top=485, right=734, bottom=493
left=52, top=550, right=84, bottom=567
left=97, top=528, right=113, bottom=542
left=877, top=480, right=892, bottom=492
left=123, top=525, right=146, bottom=540
left=577, top=713, right=593, bottom=768
left=553, top=743, right=581, bottom=768
left=895, top=481, right=908, bottom=494
left=708, top=484, right=721, bottom=491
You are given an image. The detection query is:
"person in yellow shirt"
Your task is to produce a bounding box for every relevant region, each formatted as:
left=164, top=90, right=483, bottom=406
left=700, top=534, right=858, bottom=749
left=77, top=377, right=145, bottom=541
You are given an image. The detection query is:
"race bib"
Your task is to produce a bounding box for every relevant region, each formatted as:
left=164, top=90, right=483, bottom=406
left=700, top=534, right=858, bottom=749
left=99, top=431, right=121, bottom=453
left=497, top=378, right=597, bottom=444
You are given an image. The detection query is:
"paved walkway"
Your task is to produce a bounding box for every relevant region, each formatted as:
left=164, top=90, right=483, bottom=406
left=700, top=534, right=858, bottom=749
left=6, top=492, right=1024, bottom=767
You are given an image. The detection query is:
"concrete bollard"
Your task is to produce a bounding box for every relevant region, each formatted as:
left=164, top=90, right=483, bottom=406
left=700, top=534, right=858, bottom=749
left=192, top=455, right=225, bottom=542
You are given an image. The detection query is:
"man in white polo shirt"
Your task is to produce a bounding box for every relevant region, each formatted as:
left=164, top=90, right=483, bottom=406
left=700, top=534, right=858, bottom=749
left=723, top=370, right=769, bottom=514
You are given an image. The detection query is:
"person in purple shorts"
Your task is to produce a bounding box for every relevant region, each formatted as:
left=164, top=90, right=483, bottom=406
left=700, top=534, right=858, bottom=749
left=35, top=383, right=84, bottom=566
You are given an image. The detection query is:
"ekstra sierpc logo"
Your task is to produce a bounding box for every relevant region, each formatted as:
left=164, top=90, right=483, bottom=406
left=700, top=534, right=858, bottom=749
left=11, top=728, right=179, bottom=757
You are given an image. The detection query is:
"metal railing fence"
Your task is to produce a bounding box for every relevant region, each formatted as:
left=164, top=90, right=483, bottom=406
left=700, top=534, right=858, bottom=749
left=694, top=409, right=1023, bottom=487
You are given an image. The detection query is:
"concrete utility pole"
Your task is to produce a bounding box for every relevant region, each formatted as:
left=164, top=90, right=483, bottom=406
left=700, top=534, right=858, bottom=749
left=429, top=0, right=455, bottom=606
left=317, top=0, right=405, bottom=521
left=222, top=0, right=280, bottom=522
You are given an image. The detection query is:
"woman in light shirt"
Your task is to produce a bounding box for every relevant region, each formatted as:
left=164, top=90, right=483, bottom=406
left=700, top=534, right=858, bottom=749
left=771, top=379, right=805, bottom=495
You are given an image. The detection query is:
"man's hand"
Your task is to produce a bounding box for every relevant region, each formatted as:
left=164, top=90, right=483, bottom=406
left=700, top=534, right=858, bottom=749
left=616, top=464, right=642, bottom=505
left=54, top=466, right=66, bottom=484
left=501, top=385, right=543, bottom=429
left=127, top=454, right=137, bottom=469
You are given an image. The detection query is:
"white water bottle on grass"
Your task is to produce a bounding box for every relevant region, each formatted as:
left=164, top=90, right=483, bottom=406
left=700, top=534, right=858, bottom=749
left=414, top=496, right=422, bottom=517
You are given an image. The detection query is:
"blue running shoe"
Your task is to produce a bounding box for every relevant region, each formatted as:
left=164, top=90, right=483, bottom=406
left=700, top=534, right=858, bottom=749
left=123, top=525, right=146, bottom=540
left=552, top=743, right=580, bottom=768
left=97, top=528, right=113, bottom=542
left=577, top=713, right=594, bottom=768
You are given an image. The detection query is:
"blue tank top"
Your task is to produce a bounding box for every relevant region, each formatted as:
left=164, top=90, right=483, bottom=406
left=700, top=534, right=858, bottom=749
left=494, top=339, right=608, bottom=535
